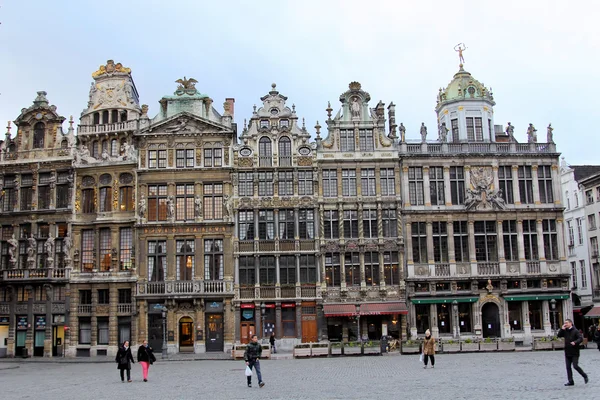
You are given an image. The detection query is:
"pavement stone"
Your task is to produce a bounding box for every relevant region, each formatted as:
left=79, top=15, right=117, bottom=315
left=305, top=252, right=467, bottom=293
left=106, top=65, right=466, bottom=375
left=1, top=349, right=599, bottom=399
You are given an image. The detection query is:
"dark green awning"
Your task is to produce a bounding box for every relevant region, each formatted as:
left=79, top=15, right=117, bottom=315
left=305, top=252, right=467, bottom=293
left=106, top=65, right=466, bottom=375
left=504, top=294, right=569, bottom=301
left=411, top=297, right=479, bottom=305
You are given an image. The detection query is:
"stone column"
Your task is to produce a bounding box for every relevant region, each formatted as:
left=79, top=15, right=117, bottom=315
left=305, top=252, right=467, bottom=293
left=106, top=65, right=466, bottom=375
left=556, top=219, right=566, bottom=261
left=464, top=166, right=471, bottom=194
left=90, top=287, right=98, bottom=353
left=430, top=303, right=439, bottom=337
left=405, top=222, right=413, bottom=264
left=542, top=300, right=552, bottom=335
left=531, top=165, right=540, bottom=205
left=468, top=221, right=476, bottom=275
left=512, top=166, right=521, bottom=205
left=378, top=251, right=385, bottom=286
left=109, top=285, right=118, bottom=350
left=166, top=235, right=176, bottom=280
left=497, top=221, right=506, bottom=275
left=551, top=165, right=561, bottom=206
left=443, top=167, right=452, bottom=206
left=402, top=167, right=410, bottom=208
left=340, top=251, right=346, bottom=289
left=492, top=166, right=500, bottom=195
left=426, top=221, right=434, bottom=265
left=522, top=301, right=532, bottom=345
left=423, top=167, right=431, bottom=206
left=447, top=221, right=456, bottom=275
left=359, top=252, right=366, bottom=288
left=536, top=219, right=546, bottom=261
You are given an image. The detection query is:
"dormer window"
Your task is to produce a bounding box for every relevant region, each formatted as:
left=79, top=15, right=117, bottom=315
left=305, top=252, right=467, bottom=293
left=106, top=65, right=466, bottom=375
left=260, top=120, right=269, bottom=129
left=33, top=122, right=45, bottom=149
left=279, top=119, right=289, bottom=128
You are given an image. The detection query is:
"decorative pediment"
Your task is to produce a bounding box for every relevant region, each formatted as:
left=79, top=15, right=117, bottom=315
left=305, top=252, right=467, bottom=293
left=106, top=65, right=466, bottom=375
left=144, top=112, right=231, bottom=135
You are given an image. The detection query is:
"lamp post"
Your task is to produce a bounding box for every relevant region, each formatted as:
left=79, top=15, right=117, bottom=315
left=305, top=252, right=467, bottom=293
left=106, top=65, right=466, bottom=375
left=260, top=302, right=266, bottom=340
left=355, top=304, right=361, bottom=342
left=550, top=299, right=557, bottom=337
left=453, top=300, right=459, bottom=339
left=153, top=304, right=168, bottom=359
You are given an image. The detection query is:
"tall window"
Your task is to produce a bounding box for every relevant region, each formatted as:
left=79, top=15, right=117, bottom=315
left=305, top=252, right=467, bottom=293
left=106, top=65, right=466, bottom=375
left=20, top=175, right=33, bottom=211
left=239, top=256, right=256, bottom=286
left=343, top=210, right=359, bottom=238
left=37, top=173, right=51, bottom=210
left=565, top=191, right=570, bottom=210
left=362, top=209, right=377, bottom=238
left=450, top=167, right=465, bottom=205
left=586, top=190, right=594, bottom=205
left=342, top=169, right=357, bottom=197
left=278, top=137, right=292, bottom=167
left=258, top=210, right=275, bottom=240
left=384, top=251, right=399, bottom=285
left=176, top=239, right=195, bottom=280
left=148, top=185, right=167, bottom=221
left=176, top=149, right=195, bottom=168
left=466, top=117, right=482, bottom=141
left=279, top=255, right=296, bottom=285
left=364, top=251, right=379, bottom=285
left=204, top=145, right=223, bottom=167
left=322, top=170, right=338, bottom=198
left=359, top=129, right=374, bottom=151
left=119, top=228, right=132, bottom=270
left=538, top=166, right=554, bottom=204
left=119, top=187, right=134, bottom=211
left=33, top=122, right=45, bottom=148
left=577, top=218, right=584, bottom=245
left=99, top=228, right=111, bottom=271
left=522, top=220, right=538, bottom=260
left=382, top=209, right=397, bottom=237
left=408, top=167, right=424, bottom=205
left=258, top=256, right=275, bottom=285
left=278, top=209, right=294, bottom=239
left=542, top=219, right=558, bottom=260
left=36, top=224, right=48, bottom=268
left=498, top=166, right=514, bottom=204
left=589, top=214, right=597, bottom=230
left=97, top=317, right=109, bottom=345
left=451, top=119, right=459, bottom=142
left=203, top=183, right=223, bottom=220
left=466, top=118, right=474, bottom=141
left=503, top=220, right=518, bottom=261
left=238, top=172, right=254, bottom=197
left=258, top=172, right=274, bottom=196
left=81, top=229, right=94, bottom=272
left=148, top=240, right=166, bottom=282
left=259, top=137, right=272, bottom=167
left=412, top=222, right=427, bottom=263
left=238, top=211, right=255, bottom=240
left=99, top=186, right=112, bottom=212
left=581, top=260, right=588, bottom=289
left=518, top=166, right=534, bottom=204
left=278, top=171, right=293, bottom=196
left=176, top=184, right=194, bottom=221
left=474, top=221, right=497, bottom=262
left=324, top=210, right=339, bottom=239
left=79, top=318, right=91, bottom=345
left=1, top=226, right=14, bottom=269
left=148, top=149, right=167, bottom=169
left=429, top=167, right=445, bottom=206
left=361, top=169, right=376, bottom=196
left=571, top=262, right=578, bottom=288
left=299, top=209, right=314, bottom=239
left=111, top=139, right=118, bottom=157
left=3, top=176, right=15, bottom=212
left=298, top=171, right=313, bottom=195
left=591, top=237, right=599, bottom=257
left=380, top=168, right=395, bottom=196
left=345, top=252, right=360, bottom=286
left=453, top=221, right=469, bottom=262
left=340, top=129, right=355, bottom=152
left=299, top=255, right=317, bottom=283
left=56, top=172, right=70, bottom=209
left=432, top=221, right=448, bottom=262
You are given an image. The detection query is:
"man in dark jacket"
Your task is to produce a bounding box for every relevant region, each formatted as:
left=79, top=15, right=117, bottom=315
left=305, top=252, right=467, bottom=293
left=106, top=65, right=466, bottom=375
left=557, top=319, right=589, bottom=386
left=244, top=335, right=265, bottom=388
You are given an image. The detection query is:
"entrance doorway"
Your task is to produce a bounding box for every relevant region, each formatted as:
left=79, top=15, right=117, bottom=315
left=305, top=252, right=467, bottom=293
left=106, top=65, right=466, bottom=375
left=52, top=326, right=64, bottom=357
left=301, top=303, right=317, bottom=343
left=148, top=314, right=163, bottom=352
left=482, top=302, right=501, bottom=338
left=0, top=325, right=8, bottom=357
left=206, top=314, right=224, bottom=351
left=240, top=307, right=255, bottom=344
left=179, top=317, right=194, bottom=352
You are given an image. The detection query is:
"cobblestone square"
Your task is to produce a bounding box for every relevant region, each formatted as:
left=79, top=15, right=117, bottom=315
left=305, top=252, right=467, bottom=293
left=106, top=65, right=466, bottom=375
left=1, top=349, right=599, bottom=400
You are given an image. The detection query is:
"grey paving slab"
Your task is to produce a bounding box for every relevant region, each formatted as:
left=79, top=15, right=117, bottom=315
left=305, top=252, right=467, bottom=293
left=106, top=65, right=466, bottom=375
left=1, top=349, right=598, bottom=400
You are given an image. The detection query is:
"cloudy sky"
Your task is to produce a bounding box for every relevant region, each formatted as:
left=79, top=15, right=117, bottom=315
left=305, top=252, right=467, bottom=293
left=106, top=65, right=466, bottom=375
left=0, top=0, right=598, bottom=163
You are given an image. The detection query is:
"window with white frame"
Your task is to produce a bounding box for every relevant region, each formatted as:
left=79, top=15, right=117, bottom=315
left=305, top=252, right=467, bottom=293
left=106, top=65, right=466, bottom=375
left=278, top=137, right=292, bottom=167
left=450, top=167, right=466, bottom=205
left=324, top=210, right=339, bottom=239
left=238, top=211, right=255, bottom=240
left=362, top=209, right=377, bottom=238
left=258, top=172, right=274, bottom=196
left=586, top=190, right=594, bottom=205
left=258, top=210, right=275, bottom=240
left=238, top=172, right=254, bottom=197
left=278, top=171, right=293, bottom=196
left=278, top=209, right=294, bottom=240
left=567, top=221, right=575, bottom=246
left=359, top=129, right=374, bottom=151
left=204, top=239, right=223, bottom=280
left=382, top=209, right=397, bottom=238
left=176, top=239, right=194, bottom=280
left=322, top=170, right=338, bottom=198
left=497, top=166, right=514, bottom=204
left=345, top=252, right=360, bottom=286
left=176, top=184, right=194, bottom=221
left=204, top=145, right=223, bottom=167
left=148, top=185, right=168, bottom=221
left=342, top=169, right=357, bottom=197
left=325, top=253, right=341, bottom=287
left=99, top=228, right=111, bottom=271
left=503, top=220, right=518, bottom=262
left=380, top=168, right=395, bottom=196
left=577, top=218, right=584, bottom=245
left=364, top=251, right=379, bottom=286
left=453, top=221, right=469, bottom=262
left=203, top=183, right=223, bottom=220
left=298, top=171, right=313, bottom=195
left=518, top=166, right=534, bottom=204
left=542, top=219, right=558, bottom=260
left=408, top=167, right=424, bottom=205
left=259, top=137, right=272, bottom=167
left=432, top=221, right=448, bottom=263
left=340, top=129, right=355, bottom=152
left=361, top=168, right=376, bottom=196
left=343, top=210, right=359, bottom=238
left=589, top=214, right=597, bottom=230
left=474, top=221, right=498, bottom=262
left=299, top=209, right=314, bottom=239
left=176, top=149, right=195, bottom=168
left=119, top=228, right=132, bottom=271
left=580, top=260, right=587, bottom=288
left=429, top=167, right=445, bottom=206
left=81, top=229, right=94, bottom=272
left=571, top=261, right=578, bottom=288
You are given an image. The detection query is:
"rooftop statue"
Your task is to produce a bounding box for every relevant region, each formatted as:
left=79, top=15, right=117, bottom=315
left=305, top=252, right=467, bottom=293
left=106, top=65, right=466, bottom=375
left=176, top=77, right=198, bottom=90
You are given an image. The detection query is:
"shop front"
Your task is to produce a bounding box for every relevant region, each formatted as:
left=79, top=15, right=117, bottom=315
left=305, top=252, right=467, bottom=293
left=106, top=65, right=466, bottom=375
left=15, top=316, right=27, bottom=357
left=240, top=303, right=256, bottom=344
left=33, top=316, right=47, bottom=357
left=205, top=300, right=224, bottom=352
left=0, top=316, right=9, bottom=358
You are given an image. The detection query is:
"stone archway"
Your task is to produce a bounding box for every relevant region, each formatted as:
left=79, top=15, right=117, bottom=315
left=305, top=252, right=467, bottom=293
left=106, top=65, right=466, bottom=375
left=178, top=316, right=194, bottom=352
left=481, top=302, right=501, bottom=338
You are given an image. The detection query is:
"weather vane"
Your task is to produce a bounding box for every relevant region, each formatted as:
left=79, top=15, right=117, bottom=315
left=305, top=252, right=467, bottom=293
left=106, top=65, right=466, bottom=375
left=454, top=43, right=467, bottom=67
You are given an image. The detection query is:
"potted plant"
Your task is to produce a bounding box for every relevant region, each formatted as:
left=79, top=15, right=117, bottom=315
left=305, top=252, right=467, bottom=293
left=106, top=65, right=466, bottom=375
left=261, top=344, right=271, bottom=359
left=461, top=338, right=479, bottom=352
left=311, top=342, right=329, bottom=357
left=401, top=339, right=421, bottom=354
left=232, top=344, right=247, bottom=359
left=442, top=339, right=461, bottom=353
left=533, top=336, right=554, bottom=351
left=344, top=341, right=362, bottom=355
left=363, top=340, right=381, bottom=355
left=293, top=343, right=311, bottom=358
left=480, top=337, right=497, bottom=351
left=552, top=336, right=565, bottom=350
left=330, top=342, right=343, bottom=356
left=498, top=337, right=516, bottom=351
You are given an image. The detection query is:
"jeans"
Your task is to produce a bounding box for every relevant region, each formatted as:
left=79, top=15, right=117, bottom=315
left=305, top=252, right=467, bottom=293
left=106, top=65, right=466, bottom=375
left=565, top=355, right=587, bottom=383
left=120, top=368, right=131, bottom=381
left=140, top=361, right=150, bottom=380
left=247, top=359, right=263, bottom=384
left=271, top=344, right=277, bottom=353
left=424, top=354, right=435, bottom=366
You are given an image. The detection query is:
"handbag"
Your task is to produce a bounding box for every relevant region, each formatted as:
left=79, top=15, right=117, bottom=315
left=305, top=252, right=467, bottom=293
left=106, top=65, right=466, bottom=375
left=245, top=365, right=252, bottom=377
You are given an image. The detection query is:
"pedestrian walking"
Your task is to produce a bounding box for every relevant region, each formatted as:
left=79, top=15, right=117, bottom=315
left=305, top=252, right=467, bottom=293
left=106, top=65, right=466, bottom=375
left=587, top=323, right=596, bottom=342
left=115, top=340, right=135, bottom=383
left=137, top=340, right=156, bottom=382
left=594, top=325, right=600, bottom=351
left=422, top=329, right=436, bottom=369
left=269, top=333, right=276, bottom=354
left=244, top=334, right=265, bottom=388
left=557, top=319, right=589, bottom=386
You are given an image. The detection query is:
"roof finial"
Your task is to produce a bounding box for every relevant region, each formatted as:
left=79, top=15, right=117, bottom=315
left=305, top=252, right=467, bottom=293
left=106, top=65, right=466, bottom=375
left=315, top=121, right=321, bottom=139
left=302, top=117, right=305, bottom=129
left=69, top=115, right=74, bottom=128
left=454, top=43, right=467, bottom=68
left=326, top=101, right=333, bottom=119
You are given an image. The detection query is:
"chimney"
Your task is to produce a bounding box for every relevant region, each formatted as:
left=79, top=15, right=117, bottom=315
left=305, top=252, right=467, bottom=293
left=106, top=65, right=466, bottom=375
left=225, top=98, right=235, bottom=119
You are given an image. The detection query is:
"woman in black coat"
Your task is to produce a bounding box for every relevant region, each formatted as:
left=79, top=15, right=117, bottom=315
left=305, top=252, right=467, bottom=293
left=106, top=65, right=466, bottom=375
left=137, top=340, right=156, bottom=382
left=115, top=340, right=135, bottom=382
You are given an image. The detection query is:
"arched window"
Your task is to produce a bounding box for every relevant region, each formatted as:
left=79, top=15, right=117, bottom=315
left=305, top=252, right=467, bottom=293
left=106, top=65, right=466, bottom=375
left=61, top=139, right=68, bottom=149
left=111, top=110, right=118, bottom=124
left=102, top=110, right=109, bottom=124
left=33, top=122, right=45, bottom=149
left=278, top=137, right=292, bottom=167
left=93, top=113, right=100, bottom=125
left=111, top=139, right=118, bottom=157
left=91, top=141, right=99, bottom=158
left=259, top=137, right=272, bottom=167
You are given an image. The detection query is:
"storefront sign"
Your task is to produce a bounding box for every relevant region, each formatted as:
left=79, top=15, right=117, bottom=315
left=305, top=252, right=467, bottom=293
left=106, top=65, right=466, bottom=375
left=242, top=310, right=254, bottom=320
left=264, top=303, right=276, bottom=309
left=206, top=301, right=223, bottom=313
left=17, top=316, right=27, bottom=330
left=35, top=316, right=46, bottom=330
left=0, top=316, right=9, bottom=324
left=53, top=315, right=65, bottom=324
left=281, top=303, right=296, bottom=308
left=240, top=303, right=255, bottom=309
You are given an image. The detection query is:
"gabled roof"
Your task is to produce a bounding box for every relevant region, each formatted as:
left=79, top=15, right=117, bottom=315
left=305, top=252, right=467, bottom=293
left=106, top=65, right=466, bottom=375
left=571, top=165, right=600, bottom=182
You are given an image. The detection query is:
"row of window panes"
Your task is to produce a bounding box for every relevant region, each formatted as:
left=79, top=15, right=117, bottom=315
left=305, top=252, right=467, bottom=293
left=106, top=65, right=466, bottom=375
left=238, top=255, right=318, bottom=286
left=238, top=209, right=315, bottom=240
left=570, top=260, right=588, bottom=289
left=322, top=168, right=396, bottom=198
left=80, top=228, right=133, bottom=272
left=324, top=251, right=400, bottom=286
left=147, top=239, right=224, bottom=282
left=2, top=173, right=71, bottom=212
left=323, top=209, right=397, bottom=239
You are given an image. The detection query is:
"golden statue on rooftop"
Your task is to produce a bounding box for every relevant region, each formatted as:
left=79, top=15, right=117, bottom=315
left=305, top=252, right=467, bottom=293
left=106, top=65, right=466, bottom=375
left=454, top=43, right=467, bottom=66
left=176, top=77, right=198, bottom=90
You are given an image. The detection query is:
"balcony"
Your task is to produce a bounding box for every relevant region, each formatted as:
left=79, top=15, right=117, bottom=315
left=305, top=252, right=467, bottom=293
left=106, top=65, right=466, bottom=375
left=2, top=268, right=70, bottom=281
left=236, top=285, right=320, bottom=301
left=526, top=262, right=541, bottom=274
left=435, top=264, right=450, bottom=277
left=401, top=141, right=556, bottom=156
left=235, top=239, right=317, bottom=254
left=477, top=262, right=500, bottom=275
left=78, top=120, right=138, bottom=135
left=136, top=280, right=234, bottom=297
left=117, top=304, right=134, bottom=314
left=78, top=304, right=92, bottom=315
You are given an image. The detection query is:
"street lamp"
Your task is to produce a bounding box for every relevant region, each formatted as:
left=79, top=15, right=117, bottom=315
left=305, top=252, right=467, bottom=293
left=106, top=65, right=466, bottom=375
left=260, top=303, right=266, bottom=340
left=355, top=304, right=361, bottom=342
left=153, top=304, right=168, bottom=359
left=550, top=299, right=557, bottom=337
left=452, top=300, right=459, bottom=339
